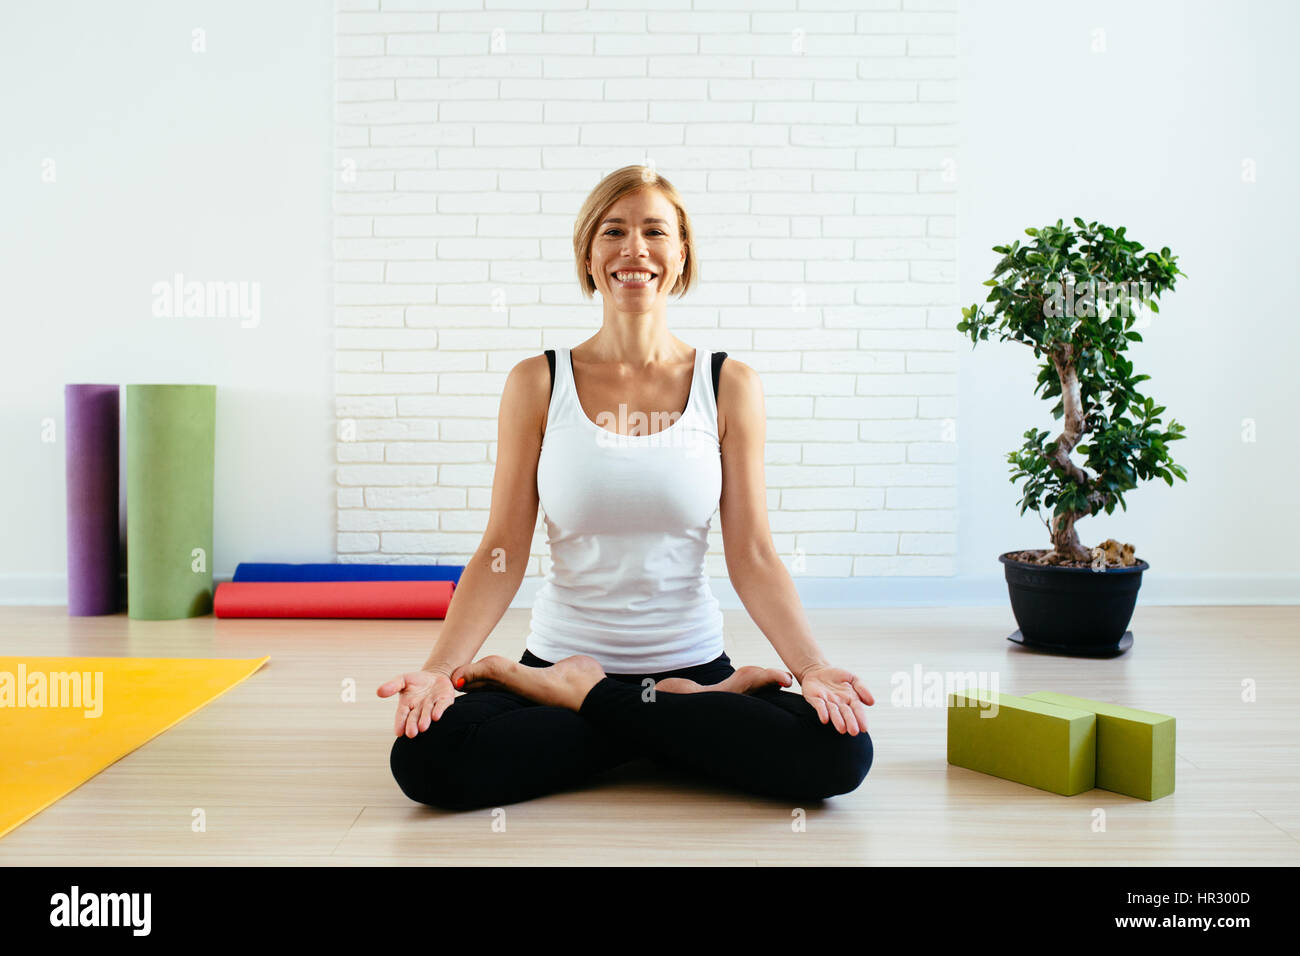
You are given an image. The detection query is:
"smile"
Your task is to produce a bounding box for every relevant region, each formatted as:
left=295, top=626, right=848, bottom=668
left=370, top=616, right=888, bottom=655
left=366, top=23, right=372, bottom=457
left=611, top=271, right=657, bottom=288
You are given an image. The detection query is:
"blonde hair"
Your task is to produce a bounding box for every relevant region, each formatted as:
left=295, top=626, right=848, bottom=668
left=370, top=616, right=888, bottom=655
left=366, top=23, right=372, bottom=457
left=573, top=165, right=698, bottom=300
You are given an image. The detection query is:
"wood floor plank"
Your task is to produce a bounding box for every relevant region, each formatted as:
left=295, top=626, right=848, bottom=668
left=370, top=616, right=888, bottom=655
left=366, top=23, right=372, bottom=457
left=0, top=604, right=1295, bottom=865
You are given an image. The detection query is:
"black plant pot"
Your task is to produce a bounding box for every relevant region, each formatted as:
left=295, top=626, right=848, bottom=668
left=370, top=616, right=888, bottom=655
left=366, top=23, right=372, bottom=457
left=998, top=552, right=1149, bottom=656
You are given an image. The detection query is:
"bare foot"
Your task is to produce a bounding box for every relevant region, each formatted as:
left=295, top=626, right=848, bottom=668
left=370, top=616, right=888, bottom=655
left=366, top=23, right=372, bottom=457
left=655, top=665, right=793, bottom=696
left=450, top=654, right=607, bottom=711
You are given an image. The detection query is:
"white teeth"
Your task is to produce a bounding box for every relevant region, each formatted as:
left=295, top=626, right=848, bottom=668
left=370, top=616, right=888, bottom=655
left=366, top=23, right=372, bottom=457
left=614, top=271, right=654, bottom=281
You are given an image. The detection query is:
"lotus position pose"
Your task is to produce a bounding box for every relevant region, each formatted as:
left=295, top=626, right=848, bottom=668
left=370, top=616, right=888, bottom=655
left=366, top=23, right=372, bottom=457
left=380, top=166, right=875, bottom=811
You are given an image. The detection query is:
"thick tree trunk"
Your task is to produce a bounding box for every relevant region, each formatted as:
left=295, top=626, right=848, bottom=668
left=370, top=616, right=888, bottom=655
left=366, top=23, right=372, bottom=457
left=1050, top=511, right=1092, bottom=563
left=1047, top=346, right=1099, bottom=563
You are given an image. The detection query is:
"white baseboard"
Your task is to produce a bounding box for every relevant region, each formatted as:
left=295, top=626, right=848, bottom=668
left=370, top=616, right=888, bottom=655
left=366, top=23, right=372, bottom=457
left=3, top=572, right=1296, bottom=608
left=514, top=574, right=1300, bottom=607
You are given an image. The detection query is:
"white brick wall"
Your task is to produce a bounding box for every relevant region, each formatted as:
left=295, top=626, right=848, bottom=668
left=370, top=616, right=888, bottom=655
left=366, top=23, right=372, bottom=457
left=332, top=0, right=959, bottom=580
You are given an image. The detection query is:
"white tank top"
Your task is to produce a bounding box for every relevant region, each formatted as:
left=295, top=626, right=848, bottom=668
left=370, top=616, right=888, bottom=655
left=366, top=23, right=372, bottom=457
left=527, top=345, right=726, bottom=673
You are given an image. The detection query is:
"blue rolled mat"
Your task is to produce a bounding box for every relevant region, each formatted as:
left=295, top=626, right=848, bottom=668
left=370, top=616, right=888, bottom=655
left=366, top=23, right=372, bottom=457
left=233, top=563, right=464, bottom=584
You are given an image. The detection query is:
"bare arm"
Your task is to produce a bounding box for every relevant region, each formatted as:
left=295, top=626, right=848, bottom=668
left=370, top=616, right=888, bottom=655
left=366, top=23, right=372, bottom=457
left=716, top=359, right=831, bottom=683
left=418, top=354, right=549, bottom=677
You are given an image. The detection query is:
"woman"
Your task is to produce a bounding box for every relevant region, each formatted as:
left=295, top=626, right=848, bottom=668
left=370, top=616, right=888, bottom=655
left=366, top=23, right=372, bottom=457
left=380, top=166, right=874, bottom=812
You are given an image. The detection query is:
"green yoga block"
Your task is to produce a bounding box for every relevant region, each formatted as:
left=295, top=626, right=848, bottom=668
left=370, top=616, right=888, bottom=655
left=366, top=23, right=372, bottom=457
left=947, top=689, right=1096, bottom=796
left=1023, top=692, right=1175, bottom=801
left=126, top=384, right=216, bottom=620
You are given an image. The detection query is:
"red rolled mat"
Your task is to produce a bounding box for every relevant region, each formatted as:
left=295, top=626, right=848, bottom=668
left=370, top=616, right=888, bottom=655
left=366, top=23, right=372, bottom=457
left=214, top=580, right=454, bottom=619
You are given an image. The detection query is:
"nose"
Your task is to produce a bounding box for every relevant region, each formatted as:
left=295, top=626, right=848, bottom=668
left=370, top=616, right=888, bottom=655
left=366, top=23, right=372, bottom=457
left=620, top=231, right=651, bottom=256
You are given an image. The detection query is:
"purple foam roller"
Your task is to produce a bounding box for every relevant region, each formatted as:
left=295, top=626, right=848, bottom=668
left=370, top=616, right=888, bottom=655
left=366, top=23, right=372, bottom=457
left=65, top=384, right=120, bottom=615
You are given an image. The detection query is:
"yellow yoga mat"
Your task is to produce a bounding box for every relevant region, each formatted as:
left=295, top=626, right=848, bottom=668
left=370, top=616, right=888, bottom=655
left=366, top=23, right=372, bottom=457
left=0, top=655, right=269, bottom=839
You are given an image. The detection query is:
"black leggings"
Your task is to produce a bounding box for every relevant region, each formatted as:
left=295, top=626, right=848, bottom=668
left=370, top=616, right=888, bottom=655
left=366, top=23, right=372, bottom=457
left=389, top=648, right=873, bottom=811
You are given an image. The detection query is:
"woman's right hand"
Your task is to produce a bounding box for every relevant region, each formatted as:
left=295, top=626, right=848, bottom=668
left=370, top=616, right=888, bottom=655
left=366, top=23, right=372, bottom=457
left=377, top=668, right=458, bottom=738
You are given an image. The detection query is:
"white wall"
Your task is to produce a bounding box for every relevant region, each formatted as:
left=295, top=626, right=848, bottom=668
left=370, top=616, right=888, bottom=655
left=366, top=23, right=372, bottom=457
left=2, top=0, right=1294, bottom=608
left=330, top=1, right=964, bottom=601
left=956, top=0, right=1299, bottom=603
left=0, top=0, right=335, bottom=603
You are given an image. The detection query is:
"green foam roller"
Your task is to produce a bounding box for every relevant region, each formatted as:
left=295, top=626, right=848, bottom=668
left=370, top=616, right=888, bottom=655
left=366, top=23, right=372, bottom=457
left=1023, top=692, right=1175, bottom=801
left=126, top=384, right=216, bottom=620
left=947, top=689, right=1096, bottom=796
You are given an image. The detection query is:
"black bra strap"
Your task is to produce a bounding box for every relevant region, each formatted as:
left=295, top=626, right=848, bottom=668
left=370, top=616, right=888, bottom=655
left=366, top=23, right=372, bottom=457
left=544, top=349, right=556, bottom=402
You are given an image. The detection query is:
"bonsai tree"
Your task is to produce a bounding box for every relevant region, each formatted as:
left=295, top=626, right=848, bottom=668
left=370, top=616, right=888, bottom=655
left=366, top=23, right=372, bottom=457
left=958, top=218, right=1189, bottom=566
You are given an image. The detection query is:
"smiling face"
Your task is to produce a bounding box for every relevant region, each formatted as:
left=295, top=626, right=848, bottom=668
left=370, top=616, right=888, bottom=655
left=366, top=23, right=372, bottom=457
left=586, top=187, right=687, bottom=305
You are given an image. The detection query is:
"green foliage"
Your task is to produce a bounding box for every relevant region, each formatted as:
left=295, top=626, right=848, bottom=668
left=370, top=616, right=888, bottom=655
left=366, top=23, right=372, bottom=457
left=958, top=219, right=1189, bottom=534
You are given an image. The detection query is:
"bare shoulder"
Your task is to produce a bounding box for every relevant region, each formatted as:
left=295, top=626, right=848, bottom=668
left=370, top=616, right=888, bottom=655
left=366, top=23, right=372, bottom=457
left=502, top=353, right=554, bottom=443
left=716, top=356, right=763, bottom=444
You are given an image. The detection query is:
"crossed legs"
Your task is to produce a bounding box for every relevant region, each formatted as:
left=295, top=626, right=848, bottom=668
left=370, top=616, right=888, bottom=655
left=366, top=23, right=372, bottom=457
left=389, top=650, right=873, bottom=811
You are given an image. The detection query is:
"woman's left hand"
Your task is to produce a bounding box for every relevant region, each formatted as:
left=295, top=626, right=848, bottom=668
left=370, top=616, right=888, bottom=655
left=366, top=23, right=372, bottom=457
left=799, top=665, right=875, bottom=735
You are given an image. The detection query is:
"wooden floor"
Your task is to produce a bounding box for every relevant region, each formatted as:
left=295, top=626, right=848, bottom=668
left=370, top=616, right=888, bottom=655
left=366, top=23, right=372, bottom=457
left=0, top=604, right=1296, bottom=865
